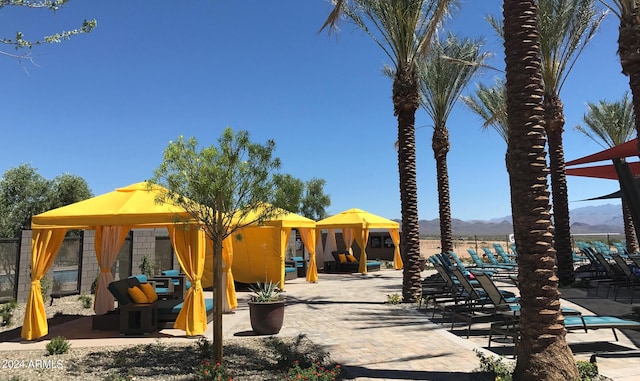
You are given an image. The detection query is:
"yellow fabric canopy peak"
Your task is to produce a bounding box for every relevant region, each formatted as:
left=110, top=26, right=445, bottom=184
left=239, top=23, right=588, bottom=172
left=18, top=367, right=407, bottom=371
left=316, top=208, right=402, bottom=272
left=232, top=204, right=316, bottom=229
left=31, top=181, right=197, bottom=230
left=315, top=208, right=399, bottom=230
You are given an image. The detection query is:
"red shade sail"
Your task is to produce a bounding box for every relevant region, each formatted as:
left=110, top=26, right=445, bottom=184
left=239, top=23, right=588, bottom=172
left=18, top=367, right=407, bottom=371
left=565, top=162, right=640, bottom=180
left=565, top=138, right=639, bottom=166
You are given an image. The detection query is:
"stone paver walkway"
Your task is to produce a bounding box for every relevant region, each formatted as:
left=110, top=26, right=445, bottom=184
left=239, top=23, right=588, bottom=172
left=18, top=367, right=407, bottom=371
left=3, top=268, right=640, bottom=380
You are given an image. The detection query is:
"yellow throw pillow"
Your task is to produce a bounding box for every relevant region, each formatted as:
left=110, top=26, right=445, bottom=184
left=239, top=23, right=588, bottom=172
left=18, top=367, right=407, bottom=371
left=139, top=282, right=158, bottom=303
left=128, top=286, right=149, bottom=304
left=338, top=253, right=347, bottom=264
left=346, top=254, right=357, bottom=262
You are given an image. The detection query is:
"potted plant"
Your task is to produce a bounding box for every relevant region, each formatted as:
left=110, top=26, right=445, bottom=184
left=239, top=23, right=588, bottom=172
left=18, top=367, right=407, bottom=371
left=247, top=282, right=285, bottom=335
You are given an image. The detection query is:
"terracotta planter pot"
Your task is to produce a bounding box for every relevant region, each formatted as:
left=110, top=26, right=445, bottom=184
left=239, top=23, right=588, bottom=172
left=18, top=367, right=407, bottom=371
left=248, top=300, right=285, bottom=335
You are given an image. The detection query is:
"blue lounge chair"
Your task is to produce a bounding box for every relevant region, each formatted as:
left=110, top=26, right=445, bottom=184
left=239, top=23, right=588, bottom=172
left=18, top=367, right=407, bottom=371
left=447, top=251, right=495, bottom=277
left=565, top=315, right=640, bottom=341
left=467, top=249, right=514, bottom=271
left=482, top=248, right=516, bottom=269
left=493, top=243, right=516, bottom=264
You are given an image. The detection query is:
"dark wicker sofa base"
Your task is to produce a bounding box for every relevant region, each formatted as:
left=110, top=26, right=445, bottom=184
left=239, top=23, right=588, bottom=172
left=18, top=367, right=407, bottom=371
left=330, top=251, right=382, bottom=273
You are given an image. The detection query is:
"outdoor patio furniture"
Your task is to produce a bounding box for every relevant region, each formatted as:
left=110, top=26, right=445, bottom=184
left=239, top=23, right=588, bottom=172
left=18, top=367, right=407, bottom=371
left=330, top=251, right=381, bottom=273
left=103, top=277, right=159, bottom=335
left=153, top=270, right=189, bottom=299
left=129, top=274, right=175, bottom=298
left=94, top=277, right=214, bottom=334
left=482, top=247, right=517, bottom=269
left=292, top=256, right=306, bottom=277
left=489, top=315, right=640, bottom=358
left=492, top=243, right=517, bottom=264
left=284, top=263, right=297, bottom=280
left=467, top=249, right=516, bottom=271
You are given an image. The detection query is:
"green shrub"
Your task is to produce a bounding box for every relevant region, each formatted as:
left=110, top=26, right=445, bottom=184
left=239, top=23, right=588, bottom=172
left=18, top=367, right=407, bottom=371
left=194, top=337, right=213, bottom=359
left=0, top=299, right=18, bottom=326
left=138, top=255, right=157, bottom=277
left=285, top=360, right=341, bottom=381
left=77, top=294, right=92, bottom=309
left=386, top=293, right=402, bottom=305
left=193, top=360, right=232, bottom=381
left=472, top=349, right=513, bottom=381
left=576, top=360, right=598, bottom=381
left=45, top=336, right=71, bottom=355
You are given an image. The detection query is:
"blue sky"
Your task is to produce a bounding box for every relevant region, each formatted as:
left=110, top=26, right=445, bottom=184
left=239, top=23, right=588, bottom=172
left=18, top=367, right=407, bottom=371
left=1, top=0, right=631, bottom=221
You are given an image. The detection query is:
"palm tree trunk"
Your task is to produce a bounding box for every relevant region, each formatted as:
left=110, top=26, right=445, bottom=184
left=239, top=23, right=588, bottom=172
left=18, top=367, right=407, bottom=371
left=503, top=1, right=579, bottom=379
left=618, top=11, right=640, bottom=152
left=544, top=95, right=574, bottom=286
left=622, top=200, right=639, bottom=253
left=433, top=124, right=453, bottom=254
left=395, top=65, right=422, bottom=302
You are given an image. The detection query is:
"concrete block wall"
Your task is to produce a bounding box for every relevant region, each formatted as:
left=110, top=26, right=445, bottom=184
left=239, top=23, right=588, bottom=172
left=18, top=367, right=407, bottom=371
left=16, top=230, right=32, bottom=302
left=131, top=229, right=157, bottom=275
left=14, top=228, right=164, bottom=303
left=80, top=230, right=98, bottom=294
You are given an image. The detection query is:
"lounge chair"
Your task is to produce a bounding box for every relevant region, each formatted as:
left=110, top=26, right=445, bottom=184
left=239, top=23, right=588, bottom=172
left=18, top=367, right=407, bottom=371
left=491, top=315, right=640, bottom=357
left=588, top=250, right=631, bottom=296
left=467, top=249, right=515, bottom=271
left=609, top=254, right=640, bottom=302
left=493, top=243, right=516, bottom=264
left=420, top=256, right=475, bottom=314
left=482, top=248, right=517, bottom=269
left=565, top=315, right=640, bottom=341
left=446, top=251, right=495, bottom=277
left=612, top=242, right=632, bottom=259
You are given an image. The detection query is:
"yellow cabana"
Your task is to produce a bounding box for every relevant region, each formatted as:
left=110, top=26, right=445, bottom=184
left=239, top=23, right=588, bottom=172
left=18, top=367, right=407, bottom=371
left=24, top=181, right=235, bottom=340
left=219, top=207, right=317, bottom=288
left=316, top=208, right=402, bottom=273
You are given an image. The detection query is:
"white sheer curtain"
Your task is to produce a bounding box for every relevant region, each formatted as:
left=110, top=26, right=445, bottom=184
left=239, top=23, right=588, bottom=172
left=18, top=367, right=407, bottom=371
left=342, top=228, right=354, bottom=255
left=323, top=229, right=337, bottom=261
left=95, top=225, right=130, bottom=315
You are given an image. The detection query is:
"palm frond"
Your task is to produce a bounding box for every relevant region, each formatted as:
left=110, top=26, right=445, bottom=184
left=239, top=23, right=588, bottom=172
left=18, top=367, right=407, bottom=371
left=418, top=34, right=490, bottom=126
left=575, top=91, right=636, bottom=148
left=538, top=0, right=607, bottom=94
left=461, top=78, right=509, bottom=143
left=321, top=0, right=459, bottom=70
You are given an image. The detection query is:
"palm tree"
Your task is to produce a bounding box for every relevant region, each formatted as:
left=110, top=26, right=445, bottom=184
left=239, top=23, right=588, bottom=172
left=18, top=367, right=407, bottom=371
left=576, top=92, right=639, bottom=253
left=538, top=0, right=606, bottom=286
left=503, top=0, right=579, bottom=378
left=417, top=34, right=489, bottom=253
left=599, top=0, right=640, bottom=149
left=321, top=0, right=456, bottom=302
left=488, top=0, right=605, bottom=286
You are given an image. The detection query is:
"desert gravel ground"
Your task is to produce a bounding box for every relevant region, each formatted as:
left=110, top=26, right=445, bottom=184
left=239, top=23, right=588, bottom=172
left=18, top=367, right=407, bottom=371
left=0, top=295, right=335, bottom=380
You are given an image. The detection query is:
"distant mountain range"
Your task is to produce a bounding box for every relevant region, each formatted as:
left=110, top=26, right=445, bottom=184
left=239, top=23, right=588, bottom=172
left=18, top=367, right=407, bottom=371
left=415, top=203, right=625, bottom=236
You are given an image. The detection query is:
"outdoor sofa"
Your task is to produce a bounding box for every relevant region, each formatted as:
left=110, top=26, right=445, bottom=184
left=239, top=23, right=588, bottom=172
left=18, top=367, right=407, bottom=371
left=330, top=251, right=381, bottom=273
left=92, top=276, right=214, bottom=335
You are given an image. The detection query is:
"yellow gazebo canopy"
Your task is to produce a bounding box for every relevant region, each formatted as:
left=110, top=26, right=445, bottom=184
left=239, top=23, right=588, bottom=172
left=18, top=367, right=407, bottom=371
left=24, top=181, right=234, bottom=340
left=316, top=208, right=402, bottom=273
left=220, top=206, right=318, bottom=288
